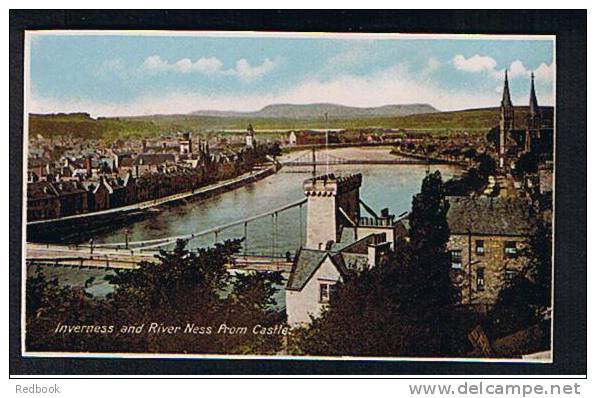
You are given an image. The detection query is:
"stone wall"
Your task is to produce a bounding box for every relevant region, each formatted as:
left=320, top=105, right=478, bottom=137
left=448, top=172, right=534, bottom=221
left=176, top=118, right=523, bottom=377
left=448, top=233, right=528, bottom=306
left=305, top=195, right=337, bottom=249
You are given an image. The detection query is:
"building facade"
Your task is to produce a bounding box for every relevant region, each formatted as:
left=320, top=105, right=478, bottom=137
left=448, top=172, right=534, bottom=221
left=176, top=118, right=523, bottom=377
left=446, top=196, right=536, bottom=309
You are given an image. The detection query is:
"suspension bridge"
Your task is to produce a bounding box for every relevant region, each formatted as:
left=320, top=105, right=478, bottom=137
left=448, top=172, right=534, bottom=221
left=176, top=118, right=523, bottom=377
left=26, top=197, right=308, bottom=272
left=280, top=148, right=437, bottom=167
left=26, top=147, right=429, bottom=273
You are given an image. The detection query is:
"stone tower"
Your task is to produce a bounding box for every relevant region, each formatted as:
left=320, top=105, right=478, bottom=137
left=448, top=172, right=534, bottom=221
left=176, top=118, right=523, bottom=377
left=179, top=132, right=192, bottom=155
left=245, top=124, right=255, bottom=148
left=499, top=70, right=515, bottom=168
left=525, top=72, right=541, bottom=152
left=304, top=173, right=362, bottom=250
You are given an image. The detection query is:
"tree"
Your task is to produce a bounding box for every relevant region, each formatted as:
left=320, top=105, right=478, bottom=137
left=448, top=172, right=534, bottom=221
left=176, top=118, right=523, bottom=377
left=295, top=171, right=463, bottom=357
left=516, top=152, right=538, bottom=176
left=269, top=142, right=282, bottom=159
left=488, top=220, right=552, bottom=338
left=26, top=239, right=287, bottom=355
left=405, top=171, right=457, bottom=310
left=476, top=154, right=497, bottom=178
left=463, top=148, right=478, bottom=160
left=486, top=126, right=499, bottom=147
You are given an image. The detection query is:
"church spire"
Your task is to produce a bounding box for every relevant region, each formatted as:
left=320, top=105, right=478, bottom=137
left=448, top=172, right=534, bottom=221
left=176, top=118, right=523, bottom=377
left=529, top=72, right=539, bottom=115
left=527, top=72, right=541, bottom=133
left=498, top=70, right=515, bottom=168
left=501, top=69, right=513, bottom=107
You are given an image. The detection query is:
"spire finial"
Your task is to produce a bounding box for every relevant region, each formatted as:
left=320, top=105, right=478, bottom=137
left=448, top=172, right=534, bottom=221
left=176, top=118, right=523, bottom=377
left=501, top=69, right=512, bottom=107
left=529, top=70, right=539, bottom=112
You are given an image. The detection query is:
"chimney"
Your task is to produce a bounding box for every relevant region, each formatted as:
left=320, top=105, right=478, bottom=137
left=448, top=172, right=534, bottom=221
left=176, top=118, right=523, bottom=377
left=367, top=234, right=389, bottom=269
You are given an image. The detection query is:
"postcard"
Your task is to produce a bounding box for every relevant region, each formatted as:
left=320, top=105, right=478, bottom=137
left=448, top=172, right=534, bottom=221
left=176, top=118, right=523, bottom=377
left=21, top=30, right=556, bottom=362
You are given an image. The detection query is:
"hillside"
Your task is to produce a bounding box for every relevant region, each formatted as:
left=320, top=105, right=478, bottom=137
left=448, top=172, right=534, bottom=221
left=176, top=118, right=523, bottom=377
left=28, top=113, right=162, bottom=141
left=28, top=106, right=554, bottom=141
left=190, top=103, right=439, bottom=119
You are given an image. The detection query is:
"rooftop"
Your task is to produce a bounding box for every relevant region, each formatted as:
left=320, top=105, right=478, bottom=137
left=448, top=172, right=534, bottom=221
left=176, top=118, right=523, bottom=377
left=446, top=196, right=536, bottom=236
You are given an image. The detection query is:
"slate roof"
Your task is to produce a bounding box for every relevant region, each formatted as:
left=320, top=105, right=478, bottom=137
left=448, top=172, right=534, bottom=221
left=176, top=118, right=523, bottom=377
left=446, top=196, right=536, bottom=236
left=286, top=249, right=334, bottom=291
left=134, top=154, right=176, bottom=166
left=286, top=233, right=388, bottom=291
left=27, top=181, right=59, bottom=200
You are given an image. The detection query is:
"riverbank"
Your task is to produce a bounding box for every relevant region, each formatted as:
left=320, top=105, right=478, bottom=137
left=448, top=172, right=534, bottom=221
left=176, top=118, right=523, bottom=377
left=390, top=148, right=470, bottom=167
left=27, top=163, right=280, bottom=242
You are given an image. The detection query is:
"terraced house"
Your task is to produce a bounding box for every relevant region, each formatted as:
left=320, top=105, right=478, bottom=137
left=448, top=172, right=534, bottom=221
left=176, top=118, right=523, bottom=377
left=446, top=196, right=537, bottom=310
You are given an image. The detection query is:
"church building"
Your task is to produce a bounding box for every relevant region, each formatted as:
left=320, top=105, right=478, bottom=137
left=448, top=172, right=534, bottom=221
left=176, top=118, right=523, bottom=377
left=497, top=71, right=553, bottom=171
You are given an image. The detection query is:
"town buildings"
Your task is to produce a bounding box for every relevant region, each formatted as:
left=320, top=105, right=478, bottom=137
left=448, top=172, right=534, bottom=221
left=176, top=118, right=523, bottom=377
left=27, top=126, right=276, bottom=222
left=285, top=73, right=553, bottom=326
left=285, top=171, right=539, bottom=326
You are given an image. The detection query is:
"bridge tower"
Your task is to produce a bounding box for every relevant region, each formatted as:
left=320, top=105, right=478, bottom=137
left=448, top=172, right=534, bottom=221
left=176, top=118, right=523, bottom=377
left=303, top=173, right=362, bottom=250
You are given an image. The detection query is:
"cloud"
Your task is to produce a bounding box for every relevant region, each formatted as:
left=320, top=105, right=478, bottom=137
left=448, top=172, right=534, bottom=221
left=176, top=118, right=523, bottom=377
left=452, top=54, right=554, bottom=83
left=507, top=60, right=555, bottom=83
left=453, top=54, right=497, bottom=73
left=142, top=55, right=223, bottom=74
left=534, top=62, right=555, bottom=82
left=30, top=63, right=518, bottom=117
left=141, top=55, right=277, bottom=82
left=422, top=57, right=441, bottom=75
left=233, top=58, right=276, bottom=82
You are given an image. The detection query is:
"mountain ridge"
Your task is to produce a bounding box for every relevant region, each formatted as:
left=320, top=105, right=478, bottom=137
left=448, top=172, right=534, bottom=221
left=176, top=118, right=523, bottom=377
left=189, top=102, right=439, bottom=119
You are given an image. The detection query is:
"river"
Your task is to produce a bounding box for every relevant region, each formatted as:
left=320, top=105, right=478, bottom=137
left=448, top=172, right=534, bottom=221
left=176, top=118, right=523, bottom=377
left=28, top=146, right=462, bottom=301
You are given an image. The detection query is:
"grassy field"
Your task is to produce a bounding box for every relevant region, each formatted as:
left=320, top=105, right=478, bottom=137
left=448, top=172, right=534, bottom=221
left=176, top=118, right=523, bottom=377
left=28, top=106, right=553, bottom=142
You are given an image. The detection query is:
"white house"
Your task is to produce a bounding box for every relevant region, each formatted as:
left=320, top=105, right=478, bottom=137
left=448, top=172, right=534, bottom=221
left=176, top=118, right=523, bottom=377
left=288, top=131, right=297, bottom=146
left=285, top=233, right=390, bottom=327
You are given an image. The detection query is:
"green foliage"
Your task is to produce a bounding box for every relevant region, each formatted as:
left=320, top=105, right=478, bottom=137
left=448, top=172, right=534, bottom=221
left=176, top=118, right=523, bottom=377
left=269, top=142, right=282, bottom=158
left=26, top=240, right=286, bottom=355
left=516, top=152, right=539, bottom=175
left=293, top=171, right=464, bottom=357
left=406, top=171, right=457, bottom=310
left=488, top=221, right=552, bottom=338
left=476, top=154, right=497, bottom=178
left=29, top=113, right=163, bottom=141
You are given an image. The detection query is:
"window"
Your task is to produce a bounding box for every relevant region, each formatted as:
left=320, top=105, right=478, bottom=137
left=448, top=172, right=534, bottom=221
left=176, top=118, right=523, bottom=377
left=319, top=282, right=336, bottom=303
left=475, top=240, right=485, bottom=255
left=505, top=269, right=518, bottom=282
left=477, top=268, right=485, bottom=291
left=504, top=241, right=517, bottom=257
left=450, top=250, right=462, bottom=269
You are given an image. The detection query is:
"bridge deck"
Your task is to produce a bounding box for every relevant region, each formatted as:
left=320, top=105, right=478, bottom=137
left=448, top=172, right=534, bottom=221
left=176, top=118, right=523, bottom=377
left=26, top=244, right=292, bottom=272
left=282, top=158, right=461, bottom=166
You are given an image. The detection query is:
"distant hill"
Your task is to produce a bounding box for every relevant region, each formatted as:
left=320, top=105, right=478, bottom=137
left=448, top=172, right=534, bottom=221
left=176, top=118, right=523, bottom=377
left=190, top=103, right=439, bottom=119
left=28, top=105, right=554, bottom=141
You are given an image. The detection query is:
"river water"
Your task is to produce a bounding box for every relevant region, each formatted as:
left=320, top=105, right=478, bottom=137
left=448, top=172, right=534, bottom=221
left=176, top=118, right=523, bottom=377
left=29, top=147, right=461, bottom=301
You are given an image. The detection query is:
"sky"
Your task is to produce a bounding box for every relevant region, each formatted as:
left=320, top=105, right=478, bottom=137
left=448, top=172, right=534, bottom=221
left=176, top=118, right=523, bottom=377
left=26, top=32, right=555, bottom=117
